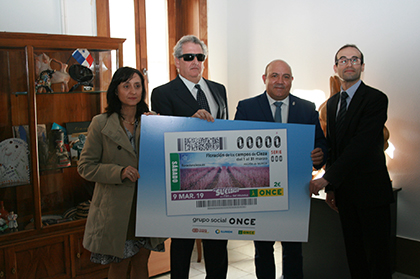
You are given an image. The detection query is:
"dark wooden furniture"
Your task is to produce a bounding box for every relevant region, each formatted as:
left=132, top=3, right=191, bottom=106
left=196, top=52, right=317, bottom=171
left=0, top=32, right=170, bottom=278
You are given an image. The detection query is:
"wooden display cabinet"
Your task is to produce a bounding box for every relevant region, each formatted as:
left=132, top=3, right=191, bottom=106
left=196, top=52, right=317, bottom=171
left=0, top=32, right=170, bottom=278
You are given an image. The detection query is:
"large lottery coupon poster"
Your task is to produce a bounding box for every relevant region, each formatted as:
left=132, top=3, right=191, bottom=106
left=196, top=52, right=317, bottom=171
left=165, top=129, right=288, bottom=215
left=136, top=115, right=314, bottom=242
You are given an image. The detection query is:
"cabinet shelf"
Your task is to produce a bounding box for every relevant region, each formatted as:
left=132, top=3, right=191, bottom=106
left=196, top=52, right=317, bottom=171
left=13, top=90, right=107, bottom=95
left=0, top=182, right=31, bottom=189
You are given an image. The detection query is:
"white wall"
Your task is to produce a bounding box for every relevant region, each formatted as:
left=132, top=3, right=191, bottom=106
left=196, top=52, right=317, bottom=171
left=208, top=0, right=420, bottom=241
left=0, top=0, right=96, bottom=35
left=109, top=0, right=136, bottom=68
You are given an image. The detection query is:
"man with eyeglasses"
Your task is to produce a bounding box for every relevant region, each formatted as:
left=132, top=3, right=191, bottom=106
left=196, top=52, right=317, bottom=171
left=151, top=35, right=228, bottom=279
left=309, top=44, right=394, bottom=279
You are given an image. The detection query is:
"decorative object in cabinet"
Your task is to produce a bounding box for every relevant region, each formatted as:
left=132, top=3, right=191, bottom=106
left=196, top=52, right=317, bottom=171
left=68, top=65, right=94, bottom=92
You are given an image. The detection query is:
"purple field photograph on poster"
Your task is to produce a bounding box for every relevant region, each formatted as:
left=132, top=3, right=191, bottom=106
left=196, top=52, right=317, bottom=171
left=179, top=159, right=269, bottom=190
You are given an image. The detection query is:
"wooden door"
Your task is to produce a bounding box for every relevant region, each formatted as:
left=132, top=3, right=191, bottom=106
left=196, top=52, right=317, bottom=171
left=70, top=232, right=108, bottom=279
left=5, top=236, right=71, bottom=279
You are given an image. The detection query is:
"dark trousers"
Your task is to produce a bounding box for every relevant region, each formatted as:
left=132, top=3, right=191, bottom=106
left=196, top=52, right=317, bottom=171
left=338, top=202, right=392, bottom=279
left=170, top=238, right=228, bottom=279
left=254, top=240, right=303, bottom=279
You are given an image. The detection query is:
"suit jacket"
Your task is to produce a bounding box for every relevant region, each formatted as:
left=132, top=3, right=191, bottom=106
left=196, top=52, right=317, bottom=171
left=78, top=113, right=164, bottom=258
left=78, top=113, right=139, bottom=258
left=234, top=92, right=327, bottom=169
left=323, top=81, right=394, bottom=208
left=151, top=75, right=228, bottom=119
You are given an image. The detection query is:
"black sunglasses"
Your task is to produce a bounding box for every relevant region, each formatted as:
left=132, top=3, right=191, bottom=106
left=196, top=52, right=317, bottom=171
left=178, top=53, right=206, bottom=62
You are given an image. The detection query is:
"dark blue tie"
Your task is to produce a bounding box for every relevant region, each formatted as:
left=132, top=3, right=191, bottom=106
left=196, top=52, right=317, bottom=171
left=195, top=84, right=211, bottom=114
left=274, top=101, right=283, bottom=123
left=336, top=91, right=348, bottom=136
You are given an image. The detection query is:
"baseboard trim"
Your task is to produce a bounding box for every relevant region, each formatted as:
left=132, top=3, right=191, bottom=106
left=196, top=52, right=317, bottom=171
left=396, top=237, right=420, bottom=277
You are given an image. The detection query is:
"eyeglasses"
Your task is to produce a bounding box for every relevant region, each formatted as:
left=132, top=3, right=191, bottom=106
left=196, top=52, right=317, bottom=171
left=336, top=57, right=362, bottom=66
left=178, top=53, right=206, bottom=62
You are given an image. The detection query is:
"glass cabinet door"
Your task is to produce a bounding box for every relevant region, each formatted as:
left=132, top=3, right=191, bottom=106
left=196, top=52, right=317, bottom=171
left=0, top=46, right=35, bottom=233
left=0, top=33, right=123, bottom=236
left=32, top=47, right=118, bottom=226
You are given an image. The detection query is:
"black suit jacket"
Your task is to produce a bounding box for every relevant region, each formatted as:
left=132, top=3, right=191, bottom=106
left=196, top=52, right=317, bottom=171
left=151, top=75, right=228, bottom=119
left=234, top=92, right=327, bottom=170
left=324, top=81, right=393, bottom=207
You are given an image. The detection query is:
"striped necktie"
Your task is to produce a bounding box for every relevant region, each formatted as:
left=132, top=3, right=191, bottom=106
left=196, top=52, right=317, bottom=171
left=336, top=91, right=348, bottom=136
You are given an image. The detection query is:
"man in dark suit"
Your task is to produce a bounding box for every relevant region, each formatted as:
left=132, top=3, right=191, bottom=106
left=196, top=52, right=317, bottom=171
left=235, top=59, right=327, bottom=279
left=309, top=44, right=394, bottom=279
left=151, top=35, right=228, bottom=279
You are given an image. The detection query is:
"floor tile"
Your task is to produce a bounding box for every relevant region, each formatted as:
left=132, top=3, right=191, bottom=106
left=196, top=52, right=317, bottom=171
left=152, top=240, right=419, bottom=279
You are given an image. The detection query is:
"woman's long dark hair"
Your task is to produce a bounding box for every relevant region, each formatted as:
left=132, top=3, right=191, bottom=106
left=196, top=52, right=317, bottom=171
left=105, top=67, right=149, bottom=118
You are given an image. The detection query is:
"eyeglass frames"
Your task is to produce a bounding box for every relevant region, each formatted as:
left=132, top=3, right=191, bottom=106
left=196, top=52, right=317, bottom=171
left=336, top=56, right=362, bottom=66
left=178, top=53, right=206, bottom=62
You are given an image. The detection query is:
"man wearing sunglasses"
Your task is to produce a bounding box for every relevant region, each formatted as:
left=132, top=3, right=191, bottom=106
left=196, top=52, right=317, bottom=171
left=309, top=44, right=394, bottom=279
left=151, top=35, right=228, bottom=279
left=151, top=35, right=228, bottom=122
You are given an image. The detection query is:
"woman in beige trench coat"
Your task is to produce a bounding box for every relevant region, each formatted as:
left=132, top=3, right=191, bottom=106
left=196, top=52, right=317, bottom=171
left=78, top=67, right=165, bottom=279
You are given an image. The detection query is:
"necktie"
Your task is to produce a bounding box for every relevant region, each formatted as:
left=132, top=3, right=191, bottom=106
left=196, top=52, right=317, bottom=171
left=274, top=101, right=283, bottom=123
left=336, top=91, right=349, bottom=136
left=195, top=84, right=211, bottom=114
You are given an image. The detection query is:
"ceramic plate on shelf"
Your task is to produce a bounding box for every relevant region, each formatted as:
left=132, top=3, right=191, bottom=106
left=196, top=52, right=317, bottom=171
left=0, top=138, right=30, bottom=187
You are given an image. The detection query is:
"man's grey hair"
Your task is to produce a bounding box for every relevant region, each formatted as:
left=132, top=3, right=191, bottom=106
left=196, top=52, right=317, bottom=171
left=173, top=35, right=208, bottom=59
